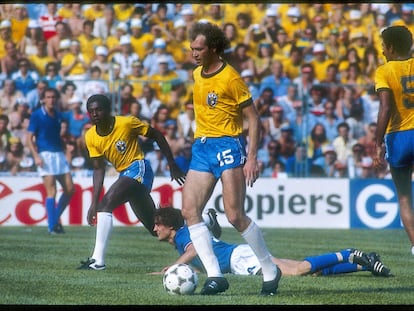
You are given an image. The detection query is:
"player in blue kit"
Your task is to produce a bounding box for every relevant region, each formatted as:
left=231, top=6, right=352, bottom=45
left=27, top=87, right=74, bottom=234
left=152, top=207, right=392, bottom=278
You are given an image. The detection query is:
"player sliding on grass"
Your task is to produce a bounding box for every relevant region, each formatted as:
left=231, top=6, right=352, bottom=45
left=152, top=207, right=392, bottom=278
left=77, top=94, right=185, bottom=270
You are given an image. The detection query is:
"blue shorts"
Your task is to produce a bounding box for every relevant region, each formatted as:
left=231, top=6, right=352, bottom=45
left=385, top=129, right=414, bottom=168
left=37, top=151, right=70, bottom=177
left=119, top=159, right=154, bottom=191
left=189, top=136, right=247, bottom=178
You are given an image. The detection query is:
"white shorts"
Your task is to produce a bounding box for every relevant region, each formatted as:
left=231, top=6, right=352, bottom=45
left=37, top=151, right=71, bottom=177
left=230, top=244, right=262, bottom=276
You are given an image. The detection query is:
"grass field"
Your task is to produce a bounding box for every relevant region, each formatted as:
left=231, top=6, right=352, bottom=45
left=1, top=225, right=414, bottom=307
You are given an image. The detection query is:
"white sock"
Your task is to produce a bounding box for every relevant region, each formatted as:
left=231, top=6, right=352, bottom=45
left=411, top=245, right=414, bottom=255
left=241, top=221, right=277, bottom=282
left=91, top=212, right=113, bottom=266
left=188, top=222, right=222, bottom=277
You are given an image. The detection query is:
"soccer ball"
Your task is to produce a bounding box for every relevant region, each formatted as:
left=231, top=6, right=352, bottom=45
left=163, top=263, right=198, bottom=295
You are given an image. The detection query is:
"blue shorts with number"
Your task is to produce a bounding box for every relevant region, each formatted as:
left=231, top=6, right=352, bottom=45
left=119, top=159, right=154, bottom=191
left=385, top=129, right=414, bottom=168
left=189, top=136, right=247, bottom=178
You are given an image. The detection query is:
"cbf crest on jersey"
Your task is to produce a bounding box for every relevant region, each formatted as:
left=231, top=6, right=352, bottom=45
left=115, top=140, right=127, bottom=153
left=207, top=91, right=218, bottom=108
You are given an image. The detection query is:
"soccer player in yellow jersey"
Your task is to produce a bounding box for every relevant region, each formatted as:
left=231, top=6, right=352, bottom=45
left=181, top=22, right=281, bottom=296
left=374, top=25, right=414, bottom=256
left=77, top=94, right=185, bottom=270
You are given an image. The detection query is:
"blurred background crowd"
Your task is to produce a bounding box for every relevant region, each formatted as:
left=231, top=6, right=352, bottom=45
left=0, top=2, right=413, bottom=179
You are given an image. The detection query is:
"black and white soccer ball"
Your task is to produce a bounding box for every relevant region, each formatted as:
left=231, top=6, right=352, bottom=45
left=163, top=263, right=198, bottom=295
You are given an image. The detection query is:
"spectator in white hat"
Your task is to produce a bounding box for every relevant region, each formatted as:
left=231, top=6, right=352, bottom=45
left=110, top=34, right=140, bottom=78
left=143, top=38, right=176, bottom=76
left=19, top=19, right=44, bottom=57
left=129, top=18, right=154, bottom=60
left=90, top=45, right=110, bottom=79
left=0, top=20, right=13, bottom=59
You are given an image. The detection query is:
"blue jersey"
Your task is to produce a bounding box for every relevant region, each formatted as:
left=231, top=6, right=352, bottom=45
left=174, top=226, right=238, bottom=274
left=28, top=106, right=64, bottom=153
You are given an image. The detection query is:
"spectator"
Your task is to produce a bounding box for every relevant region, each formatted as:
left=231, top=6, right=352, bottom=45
left=26, top=79, right=48, bottom=112
left=310, top=43, right=334, bottom=82
left=5, top=136, right=32, bottom=175
left=306, top=122, right=330, bottom=166
left=345, top=100, right=367, bottom=140
left=90, top=45, right=110, bottom=79
left=82, top=66, right=110, bottom=102
left=358, top=122, right=377, bottom=159
left=254, top=87, right=276, bottom=120
left=0, top=41, right=22, bottom=78
left=92, top=5, right=117, bottom=42
left=151, top=104, right=170, bottom=136
left=0, top=114, right=11, bottom=165
left=282, top=45, right=303, bottom=81
left=59, top=81, right=78, bottom=111
left=149, top=55, right=180, bottom=105
left=28, top=38, right=55, bottom=76
left=117, top=82, right=136, bottom=116
left=8, top=97, right=30, bottom=132
left=347, top=143, right=366, bottom=179
left=83, top=4, right=105, bottom=23
left=285, top=142, right=318, bottom=177
left=0, top=79, right=24, bottom=115
left=10, top=4, right=29, bottom=44
left=325, top=28, right=347, bottom=64
left=143, top=38, right=176, bottom=76
left=138, top=84, right=162, bottom=121
left=273, top=28, right=293, bottom=62
left=226, top=43, right=256, bottom=76
left=259, top=59, right=291, bottom=98
left=320, top=63, right=341, bottom=103
left=241, top=69, right=260, bottom=101
left=42, top=61, right=62, bottom=89
left=254, top=41, right=274, bottom=81
left=262, top=105, right=291, bottom=141
left=46, top=20, right=71, bottom=61
left=104, top=21, right=128, bottom=58
left=177, top=100, right=195, bottom=142
left=111, top=34, right=140, bottom=78
left=319, top=100, right=343, bottom=142
left=129, top=18, right=154, bottom=61
left=113, top=3, right=135, bottom=23
left=0, top=20, right=13, bottom=60
left=163, top=119, right=184, bottom=158
left=292, top=63, right=319, bottom=100
left=38, top=3, right=62, bottom=41
left=278, top=124, right=296, bottom=161
left=332, top=121, right=357, bottom=164
left=59, top=39, right=90, bottom=90
left=126, top=60, right=148, bottom=99
left=174, top=138, right=192, bottom=174
left=65, top=3, right=85, bottom=38
left=19, top=19, right=43, bottom=57
left=77, top=20, right=103, bottom=62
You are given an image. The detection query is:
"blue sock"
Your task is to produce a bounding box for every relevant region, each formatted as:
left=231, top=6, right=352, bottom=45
left=45, top=197, right=56, bottom=232
left=321, top=263, right=368, bottom=275
left=56, top=193, right=71, bottom=219
left=304, top=249, right=351, bottom=274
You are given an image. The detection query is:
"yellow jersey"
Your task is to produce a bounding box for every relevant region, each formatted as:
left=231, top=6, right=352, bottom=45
left=85, top=115, right=149, bottom=172
left=192, top=62, right=252, bottom=138
left=375, top=58, right=414, bottom=134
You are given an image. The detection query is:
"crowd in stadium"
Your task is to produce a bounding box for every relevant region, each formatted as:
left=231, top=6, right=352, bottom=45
left=0, top=2, right=413, bottom=178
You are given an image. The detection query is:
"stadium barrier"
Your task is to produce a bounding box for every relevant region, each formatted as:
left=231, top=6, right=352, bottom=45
left=0, top=176, right=403, bottom=230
